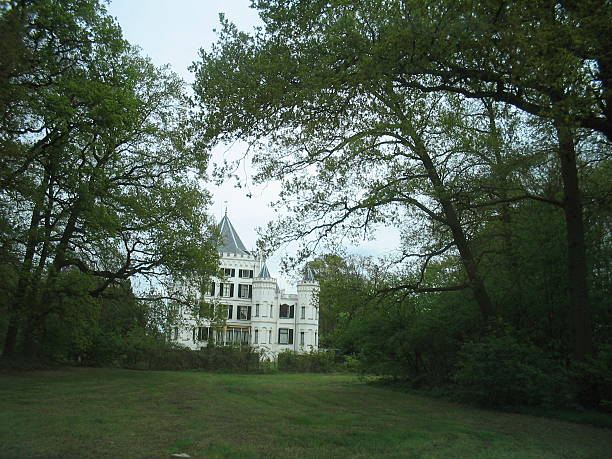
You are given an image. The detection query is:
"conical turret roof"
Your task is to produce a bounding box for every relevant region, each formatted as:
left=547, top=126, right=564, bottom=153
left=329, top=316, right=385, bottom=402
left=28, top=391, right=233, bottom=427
left=218, top=214, right=249, bottom=255
left=302, top=266, right=316, bottom=282
left=257, top=263, right=272, bottom=279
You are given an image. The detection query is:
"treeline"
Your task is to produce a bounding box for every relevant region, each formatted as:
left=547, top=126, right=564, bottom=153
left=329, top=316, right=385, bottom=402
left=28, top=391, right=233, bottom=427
left=2, top=0, right=610, bottom=411
left=313, top=194, right=610, bottom=407
left=192, top=0, right=612, bottom=408
left=0, top=0, right=219, bottom=360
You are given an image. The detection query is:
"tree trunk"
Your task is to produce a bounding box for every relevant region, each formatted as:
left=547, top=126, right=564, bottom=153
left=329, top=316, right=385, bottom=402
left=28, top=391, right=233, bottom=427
left=418, top=143, right=496, bottom=320
left=555, top=121, right=593, bottom=360
left=1, top=170, right=50, bottom=359
left=1, top=316, right=20, bottom=358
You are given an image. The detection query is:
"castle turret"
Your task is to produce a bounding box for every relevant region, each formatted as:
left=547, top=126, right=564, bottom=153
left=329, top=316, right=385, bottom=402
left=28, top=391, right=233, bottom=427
left=296, top=266, right=319, bottom=350
left=252, top=263, right=276, bottom=304
left=297, top=266, right=318, bottom=303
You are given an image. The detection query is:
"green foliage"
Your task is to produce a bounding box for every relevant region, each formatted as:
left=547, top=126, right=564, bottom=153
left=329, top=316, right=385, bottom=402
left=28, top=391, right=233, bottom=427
left=570, top=344, right=612, bottom=408
left=95, top=333, right=263, bottom=372
left=343, top=289, right=480, bottom=385
left=36, top=270, right=100, bottom=360
left=454, top=328, right=573, bottom=408
left=277, top=349, right=337, bottom=373
left=0, top=0, right=219, bottom=359
left=194, top=1, right=611, bottom=396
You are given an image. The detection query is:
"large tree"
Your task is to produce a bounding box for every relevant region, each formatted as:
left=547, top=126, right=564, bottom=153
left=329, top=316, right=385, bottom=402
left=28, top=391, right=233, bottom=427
left=1, top=0, right=218, bottom=357
left=194, top=0, right=609, bottom=359
left=357, top=0, right=610, bottom=360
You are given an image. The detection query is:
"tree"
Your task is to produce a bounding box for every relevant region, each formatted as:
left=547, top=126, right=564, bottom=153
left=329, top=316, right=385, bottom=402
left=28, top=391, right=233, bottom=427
left=1, top=0, right=218, bottom=357
left=309, top=254, right=372, bottom=347
left=194, top=12, right=530, bottom=322
left=193, top=0, right=610, bottom=360
left=368, top=0, right=610, bottom=360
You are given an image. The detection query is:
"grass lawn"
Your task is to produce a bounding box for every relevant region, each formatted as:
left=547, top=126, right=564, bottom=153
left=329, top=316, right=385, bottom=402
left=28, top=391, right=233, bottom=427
left=0, top=368, right=610, bottom=458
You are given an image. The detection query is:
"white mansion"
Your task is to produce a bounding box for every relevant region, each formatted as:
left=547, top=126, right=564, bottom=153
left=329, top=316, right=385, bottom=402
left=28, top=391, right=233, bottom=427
left=171, top=213, right=319, bottom=357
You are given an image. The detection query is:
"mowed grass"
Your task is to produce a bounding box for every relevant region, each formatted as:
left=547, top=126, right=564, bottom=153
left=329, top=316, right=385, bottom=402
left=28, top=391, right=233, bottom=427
left=0, top=369, right=610, bottom=458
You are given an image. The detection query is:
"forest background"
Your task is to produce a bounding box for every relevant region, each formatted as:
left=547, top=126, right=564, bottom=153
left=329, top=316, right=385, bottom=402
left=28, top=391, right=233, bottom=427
left=0, top=0, right=610, bottom=410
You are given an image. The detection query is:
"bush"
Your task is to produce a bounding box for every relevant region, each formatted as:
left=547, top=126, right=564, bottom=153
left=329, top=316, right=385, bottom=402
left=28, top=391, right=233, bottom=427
left=83, top=329, right=264, bottom=372
left=570, top=344, right=612, bottom=409
left=454, top=331, right=573, bottom=407
left=342, top=354, right=361, bottom=372
left=277, top=349, right=337, bottom=372
left=122, top=339, right=263, bottom=372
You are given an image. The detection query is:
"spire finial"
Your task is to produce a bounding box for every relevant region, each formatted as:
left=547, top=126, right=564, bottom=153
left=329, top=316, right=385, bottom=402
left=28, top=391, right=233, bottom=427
left=224, top=200, right=228, bottom=216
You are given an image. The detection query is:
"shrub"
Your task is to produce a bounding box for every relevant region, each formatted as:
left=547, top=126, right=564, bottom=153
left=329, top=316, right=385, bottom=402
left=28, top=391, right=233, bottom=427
left=277, top=349, right=337, bottom=372
left=454, top=331, right=572, bottom=407
left=84, top=329, right=264, bottom=372
left=121, top=339, right=262, bottom=372
left=570, top=344, right=612, bottom=409
left=343, top=354, right=361, bottom=372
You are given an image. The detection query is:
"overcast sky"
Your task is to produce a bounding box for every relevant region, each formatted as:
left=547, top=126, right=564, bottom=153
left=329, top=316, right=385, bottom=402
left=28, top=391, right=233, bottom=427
left=106, top=0, right=401, bottom=290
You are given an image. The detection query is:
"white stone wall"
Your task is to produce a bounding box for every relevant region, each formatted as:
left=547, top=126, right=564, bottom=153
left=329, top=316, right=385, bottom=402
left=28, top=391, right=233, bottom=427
left=173, top=252, right=319, bottom=358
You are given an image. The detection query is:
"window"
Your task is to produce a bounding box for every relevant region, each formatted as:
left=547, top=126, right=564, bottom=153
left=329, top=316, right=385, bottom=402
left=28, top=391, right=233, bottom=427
left=239, top=269, right=254, bottom=278
left=300, top=331, right=305, bottom=346
left=301, top=306, right=306, bottom=319
left=269, top=305, right=273, bottom=318
left=226, top=304, right=233, bottom=319
left=237, top=305, right=251, bottom=320
left=172, top=327, right=178, bottom=341
left=208, top=281, right=215, bottom=296
left=254, top=329, right=259, bottom=344
left=315, top=332, right=317, bottom=346
left=255, top=304, right=259, bottom=317
left=279, top=304, right=294, bottom=319
left=225, top=327, right=249, bottom=345
left=268, top=329, right=272, bottom=343
left=223, top=268, right=235, bottom=277
left=221, top=283, right=234, bottom=298
left=238, top=284, right=252, bottom=299
left=197, top=327, right=210, bottom=341
left=278, top=328, right=293, bottom=345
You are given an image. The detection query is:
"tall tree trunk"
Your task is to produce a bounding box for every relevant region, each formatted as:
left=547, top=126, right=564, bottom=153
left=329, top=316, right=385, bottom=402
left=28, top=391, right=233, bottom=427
left=1, top=170, right=50, bottom=358
left=417, top=143, right=496, bottom=320
left=2, top=316, right=20, bottom=358
left=555, top=121, right=593, bottom=360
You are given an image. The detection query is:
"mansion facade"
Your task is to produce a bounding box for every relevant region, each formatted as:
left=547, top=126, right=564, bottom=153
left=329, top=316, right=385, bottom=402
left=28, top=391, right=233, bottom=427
left=171, top=214, right=319, bottom=358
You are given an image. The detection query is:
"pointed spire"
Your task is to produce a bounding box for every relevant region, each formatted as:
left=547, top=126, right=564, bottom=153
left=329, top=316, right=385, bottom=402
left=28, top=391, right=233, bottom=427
left=218, top=214, right=249, bottom=255
left=303, top=266, right=316, bottom=282
left=257, top=263, right=272, bottom=279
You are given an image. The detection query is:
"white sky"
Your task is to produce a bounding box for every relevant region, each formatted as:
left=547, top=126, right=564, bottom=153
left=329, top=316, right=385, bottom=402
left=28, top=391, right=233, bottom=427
left=106, top=0, right=401, bottom=290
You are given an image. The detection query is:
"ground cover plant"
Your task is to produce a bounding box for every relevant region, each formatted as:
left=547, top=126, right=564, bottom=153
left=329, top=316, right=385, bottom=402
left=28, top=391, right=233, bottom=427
left=1, top=368, right=610, bottom=458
